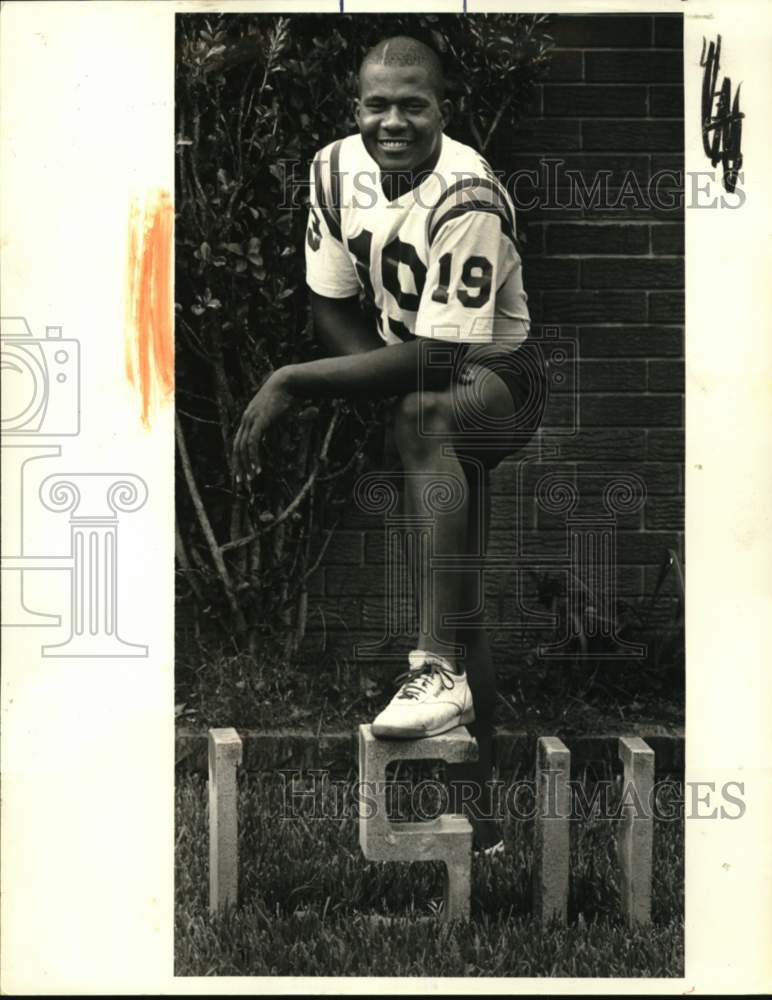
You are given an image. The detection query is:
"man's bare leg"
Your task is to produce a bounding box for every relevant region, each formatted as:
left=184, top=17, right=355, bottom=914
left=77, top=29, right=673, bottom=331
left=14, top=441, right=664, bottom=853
left=392, top=390, right=469, bottom=664
left=392, top=370, right=515, bottom=673
left=391, top=375, right=514, bottom=848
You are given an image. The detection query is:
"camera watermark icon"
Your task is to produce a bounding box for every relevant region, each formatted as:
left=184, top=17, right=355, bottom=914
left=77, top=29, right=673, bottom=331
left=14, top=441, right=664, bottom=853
left=1, top=316, right=149, bottom=657
left=418, top=324, right=578, bottom=452
left=1, top=316, right=80, bottom=436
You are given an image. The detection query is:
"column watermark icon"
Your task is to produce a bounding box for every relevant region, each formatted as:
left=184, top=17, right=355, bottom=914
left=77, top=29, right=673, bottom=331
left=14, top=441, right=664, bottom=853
left=1, top=316, right=149, bottom=657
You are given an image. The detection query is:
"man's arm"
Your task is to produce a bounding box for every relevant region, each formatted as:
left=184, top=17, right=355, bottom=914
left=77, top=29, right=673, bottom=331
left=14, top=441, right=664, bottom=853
left=310, top=291, right=384, bottom=357
left=281, top=336, right=465, bottom=400
left=232, top=337, right=465, bottom=481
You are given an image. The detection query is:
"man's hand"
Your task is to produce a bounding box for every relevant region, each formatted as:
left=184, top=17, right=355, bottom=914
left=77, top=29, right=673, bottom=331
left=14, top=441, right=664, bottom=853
left=232, top=368, right=295, bottom=484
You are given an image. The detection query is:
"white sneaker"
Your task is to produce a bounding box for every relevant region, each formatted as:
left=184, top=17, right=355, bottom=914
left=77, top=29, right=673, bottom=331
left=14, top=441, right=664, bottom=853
left=371, top=650, right=475, bottom=739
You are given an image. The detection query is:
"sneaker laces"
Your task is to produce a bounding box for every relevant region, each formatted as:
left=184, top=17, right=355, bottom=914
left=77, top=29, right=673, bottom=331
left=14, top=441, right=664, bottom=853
left=393, top=653, right=460, bottom=701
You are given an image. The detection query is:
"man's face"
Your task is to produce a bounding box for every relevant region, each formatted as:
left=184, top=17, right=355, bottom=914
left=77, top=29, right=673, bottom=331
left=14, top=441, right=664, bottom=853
left=355, top=63, right=451, bottom=173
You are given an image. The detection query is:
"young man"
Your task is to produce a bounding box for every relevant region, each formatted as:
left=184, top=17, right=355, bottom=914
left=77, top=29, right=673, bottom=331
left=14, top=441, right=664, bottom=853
left=233, top=36, right=545, bottom=849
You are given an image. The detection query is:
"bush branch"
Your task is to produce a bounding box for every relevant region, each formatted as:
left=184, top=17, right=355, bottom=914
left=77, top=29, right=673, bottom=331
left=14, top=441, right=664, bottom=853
left=176, top=415, right=247, bottom=632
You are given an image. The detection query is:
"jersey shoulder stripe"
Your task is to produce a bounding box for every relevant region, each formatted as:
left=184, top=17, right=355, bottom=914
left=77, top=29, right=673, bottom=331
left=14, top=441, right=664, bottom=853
left=312, top=139, right=344, bottom=242
left=477, top=154, right=498, bottom=182
left=427, top=176, right=516, bottom=247
left=430, top=202, right=516, bottom=248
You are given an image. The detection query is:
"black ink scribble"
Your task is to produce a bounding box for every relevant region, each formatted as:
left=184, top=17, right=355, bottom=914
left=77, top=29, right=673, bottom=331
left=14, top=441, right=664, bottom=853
left=700, top=35, right=744, bottom=194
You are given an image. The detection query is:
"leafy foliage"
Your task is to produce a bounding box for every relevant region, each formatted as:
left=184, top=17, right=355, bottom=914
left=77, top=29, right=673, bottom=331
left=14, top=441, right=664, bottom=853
left=175, top=13, right=554, bottom=655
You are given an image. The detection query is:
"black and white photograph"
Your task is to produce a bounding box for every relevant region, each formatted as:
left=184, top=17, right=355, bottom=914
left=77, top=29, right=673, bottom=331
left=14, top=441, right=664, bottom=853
left=173, top=9, right=689, bottom=977
left=1, top=0, right=770, bottom=994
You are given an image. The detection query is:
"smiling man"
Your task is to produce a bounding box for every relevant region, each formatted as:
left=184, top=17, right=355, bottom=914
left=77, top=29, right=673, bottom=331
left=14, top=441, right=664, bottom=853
left=234, top=36, right=545, bottom=851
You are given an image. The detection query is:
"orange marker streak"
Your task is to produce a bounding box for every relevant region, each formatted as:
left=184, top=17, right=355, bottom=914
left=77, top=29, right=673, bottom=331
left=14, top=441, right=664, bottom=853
left=125, top=190, right=174, bottom=428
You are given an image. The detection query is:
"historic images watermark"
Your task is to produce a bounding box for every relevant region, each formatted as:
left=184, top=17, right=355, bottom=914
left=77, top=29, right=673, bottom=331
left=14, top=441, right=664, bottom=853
left=275, top=160, right=745, bottom=213
left=0, top=316, right=149, bottom=656
left=278, top=768, right=746, bottom=824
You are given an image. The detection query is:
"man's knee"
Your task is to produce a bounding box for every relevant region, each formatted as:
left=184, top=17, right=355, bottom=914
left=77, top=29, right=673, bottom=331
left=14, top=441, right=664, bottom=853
left=393, top=390, right=454, bottom=458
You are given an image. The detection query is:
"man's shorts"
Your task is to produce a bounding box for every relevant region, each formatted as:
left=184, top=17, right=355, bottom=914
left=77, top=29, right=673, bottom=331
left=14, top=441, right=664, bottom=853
left=452, top=340, right=549, bottom=470
left=380, top=340, right=549, bottom=473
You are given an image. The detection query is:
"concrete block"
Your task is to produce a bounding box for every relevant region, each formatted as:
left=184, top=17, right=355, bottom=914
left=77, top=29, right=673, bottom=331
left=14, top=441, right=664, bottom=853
left=617, top=736, right=655, bottom=926
left=208, top=727, right=242, bottom=913
left=532, top=736, right=571, bottom=925
left=364, top=814, right=473, bottom=922
left=358, top=724, right=477, bottom=921
left=359, top=723, right=477, bottom=767
left=358, top=724, right=477, bottom=842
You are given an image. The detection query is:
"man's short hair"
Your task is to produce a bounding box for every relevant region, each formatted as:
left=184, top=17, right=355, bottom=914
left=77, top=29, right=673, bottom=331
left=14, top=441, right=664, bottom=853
left=359, top=36, right=446, bottom=101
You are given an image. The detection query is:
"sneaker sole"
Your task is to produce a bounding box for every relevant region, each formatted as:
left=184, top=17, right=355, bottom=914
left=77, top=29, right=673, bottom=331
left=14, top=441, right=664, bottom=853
left=372, top=707, right=475, bottom=740
left=474, top=839, right=505, bottom=858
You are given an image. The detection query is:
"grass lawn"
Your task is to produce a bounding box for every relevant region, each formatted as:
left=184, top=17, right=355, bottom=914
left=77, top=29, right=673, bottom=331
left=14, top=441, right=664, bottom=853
left=175, top=770, right=684, bottom=977
left=175, top=641, right=684, bottom=737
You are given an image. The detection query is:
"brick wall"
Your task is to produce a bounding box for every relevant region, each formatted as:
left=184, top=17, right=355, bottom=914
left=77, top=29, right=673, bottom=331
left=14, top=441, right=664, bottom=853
left=306, top=13, right=684, bottom=671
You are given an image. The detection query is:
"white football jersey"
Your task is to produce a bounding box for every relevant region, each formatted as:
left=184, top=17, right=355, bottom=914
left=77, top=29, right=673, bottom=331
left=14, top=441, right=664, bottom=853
left=304, top=132, right=530, bottom=350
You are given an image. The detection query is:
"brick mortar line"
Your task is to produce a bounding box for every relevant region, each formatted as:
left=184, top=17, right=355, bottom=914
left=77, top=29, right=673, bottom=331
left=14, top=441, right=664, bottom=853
left=541, top=83, right=680, bottom=88
left=571, top=147, right=683, bottom=152
left=559, top=357, right=684, bottom=361
left=579, top=119, right=685, bottom=122
left=538, top=221, right=680, bottom=225
left=577, top=116, right=684, bottom=121
left=570, top=149, right=684, bottom=153
left=522, top=115, right=684, bottom=120
left=555, top=322, right=683, bottom=327
left=529, top=254, right=684, bottom=258
left=542, top=286, right=684, bottom=290
left=552, top=48, right=683, bottom=54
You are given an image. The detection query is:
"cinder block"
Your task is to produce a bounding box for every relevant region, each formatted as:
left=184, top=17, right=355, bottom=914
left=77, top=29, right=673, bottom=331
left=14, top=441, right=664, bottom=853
left=617, top=736, right=655, bottom=926
left=547, top=50, right=583, bottom=82
left=546, top=222, right=649, bottom=256
left=532, top=737, right=571, bottom=925
left=650, top=85, right=684, bottom=117
left=581, top=394, right=682, bottom=428
left=543, top=290, right=648, bottom=325
left=578, top=326, right=683, bottom=359
left=649, top=291, right=685, bottom=324
left=359, top=724, right=478, bottom=839
left=525, top=258, right=580, bottom=290
left=208, top=727, right=242, bottom=913
left=647, top=429, right=684, bottom=461
left=358, top=724, right=477, bottom=921
left=654, top=13, right=683, bottom=48
left=511, top=119, right=582, bottom=153
left=548, top=13, right=653, bottom=48
left=585, top=50, right=683, bottom=84
left=544, top=85, right=647, bottom=118
left=581, top=258, right=683, bottom=290
left=648, top=360, right=684, bottom=393
left=582, top=121, right=684, bottom=154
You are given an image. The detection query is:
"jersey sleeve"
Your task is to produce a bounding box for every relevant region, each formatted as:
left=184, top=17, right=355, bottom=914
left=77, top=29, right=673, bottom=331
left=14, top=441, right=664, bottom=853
left=415, top=181, right=530, bottom=347
left=304, top=145, right=360, bottom=298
